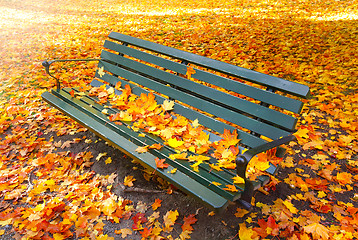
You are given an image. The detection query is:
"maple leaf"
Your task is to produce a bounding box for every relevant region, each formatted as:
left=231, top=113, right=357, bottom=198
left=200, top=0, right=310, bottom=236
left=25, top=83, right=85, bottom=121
left=223, top=184, right=238, bottom=192
left=151, top=199, right=162, bottom=210
left=211, top=181, right=222, bottom=186
left=115, top=228, right=132, bottom=238
left=282, top=200, right=298, bottom=214
left=186, top=65, right=196, bottom=79
left=238, top=223, right=254, bottom=240
left=336, top=172, right=352, bottom=185
left=135, top=146, right=148, bottom=153
left=182, top=214, right=197, bottom=232
left=162, top=100, right=175, bottom=111
left=155, top=158, right=169, bottom=169
left=124, top=175, right=136, bottom=187
left=132, top=212, right=147, bottom=230
left=107, top=173, right=117, bottom=184
left=163, top=210, right=179, bottom=232
left=105, top=157, right=112, bottom=164
left=303, top=223, right=330, bottom=240
left=235, top=208, right=249, bottom=218
left=69, top=89, right=75, bottom=98
left=98, top=66, right=105, bottom=77
left=167, top=137, right=184, bottom=149
left=61, top=140, right=72, bottom=149
left=140, top=227, right=153, bottom=239
left=149, top=143, right=163, bottom=150
left=192, top=119, right=199, bottom=128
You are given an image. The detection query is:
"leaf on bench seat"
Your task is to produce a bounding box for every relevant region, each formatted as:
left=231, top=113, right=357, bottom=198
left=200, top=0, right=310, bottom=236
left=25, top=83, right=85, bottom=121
left=161, top=100, right=175, bottom=111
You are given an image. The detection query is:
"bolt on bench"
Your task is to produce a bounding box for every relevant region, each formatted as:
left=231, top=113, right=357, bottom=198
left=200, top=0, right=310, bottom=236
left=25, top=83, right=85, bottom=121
left=42, top=32, right=310, bottom=211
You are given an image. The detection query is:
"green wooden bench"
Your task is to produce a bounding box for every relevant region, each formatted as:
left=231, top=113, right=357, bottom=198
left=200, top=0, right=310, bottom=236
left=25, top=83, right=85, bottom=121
left=42, top=32, right=310, bottom=210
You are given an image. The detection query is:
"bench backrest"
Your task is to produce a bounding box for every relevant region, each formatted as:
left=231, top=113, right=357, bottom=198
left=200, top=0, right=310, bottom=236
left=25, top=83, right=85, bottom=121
left=94, top=32, right=310, bottom=149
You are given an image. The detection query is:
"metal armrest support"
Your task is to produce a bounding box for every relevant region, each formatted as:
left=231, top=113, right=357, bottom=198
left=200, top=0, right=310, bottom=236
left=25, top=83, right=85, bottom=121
left=42, top=59, right=101, bottom=91
left=235, top=134, right=296, bottom=209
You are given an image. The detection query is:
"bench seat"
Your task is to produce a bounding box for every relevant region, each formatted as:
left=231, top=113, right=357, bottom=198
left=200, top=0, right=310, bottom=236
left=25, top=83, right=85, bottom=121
left=42, top=32, right=310, bottom=210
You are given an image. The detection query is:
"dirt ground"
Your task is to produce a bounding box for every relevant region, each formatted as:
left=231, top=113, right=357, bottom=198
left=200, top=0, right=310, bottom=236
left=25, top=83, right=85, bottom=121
left=25, top=128, right=306, bottom=240
left=52, top=129, right=246, bottom=240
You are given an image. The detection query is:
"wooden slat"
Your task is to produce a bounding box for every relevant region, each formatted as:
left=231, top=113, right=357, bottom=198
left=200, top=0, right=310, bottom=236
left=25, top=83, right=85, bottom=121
left=100, top=50, right=298, bottom=131
left=41, top=91, right=230, bottom=209
left=108, top=32, right=310, bottom=98
left=104, top=40, right=304, bottom=114
left=99, top=60, right=292, bottom=140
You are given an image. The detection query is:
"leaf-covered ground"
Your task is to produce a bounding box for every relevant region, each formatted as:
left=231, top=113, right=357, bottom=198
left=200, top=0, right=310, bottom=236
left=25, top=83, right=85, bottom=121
left=0, top=0, right=357, bottom=239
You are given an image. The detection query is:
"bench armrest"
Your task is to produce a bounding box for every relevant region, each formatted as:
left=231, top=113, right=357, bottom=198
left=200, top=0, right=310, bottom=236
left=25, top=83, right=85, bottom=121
left=42, top=59, right=101, bottom=91
left=235, top=134, right=296, bottom=209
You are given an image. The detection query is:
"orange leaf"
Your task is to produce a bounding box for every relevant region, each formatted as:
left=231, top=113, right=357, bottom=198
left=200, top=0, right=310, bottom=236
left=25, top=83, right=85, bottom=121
left=182, top=214, right=197, bottom=232
left=115, top=228, right=132, bottom=238
left=149, top=143, right=163, bottom=150
left=223, top=184, right=238, bottom=192
left=155, top=158, right=169, bottom=169
left=151, top=199, right=162, bottom=210
left=186, top=65, right=196, bottom=79
left=69, top=89, right=75, bottom=97
left=303, top=223, right=329, bottom=240
left=336, top=172, right=352, bottom=185
left=135, top=146, right=148, bottom=153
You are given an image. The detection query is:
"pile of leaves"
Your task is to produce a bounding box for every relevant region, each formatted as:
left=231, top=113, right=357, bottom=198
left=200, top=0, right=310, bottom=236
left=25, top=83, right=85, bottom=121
left=0, top=0, right=357, bottom=239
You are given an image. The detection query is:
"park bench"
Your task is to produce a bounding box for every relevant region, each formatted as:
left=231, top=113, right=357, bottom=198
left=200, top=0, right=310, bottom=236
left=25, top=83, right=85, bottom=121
left=41, top=32, right=310, bottom=210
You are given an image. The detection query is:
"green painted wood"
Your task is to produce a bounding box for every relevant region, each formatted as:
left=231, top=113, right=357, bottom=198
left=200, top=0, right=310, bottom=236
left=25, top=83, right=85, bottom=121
left=100, top=50, right=298, bottom=131
left=88, top=79, right=280, bottom=182
left=41, top=91, right=230, bottom=209
left=92, top=76, right=267, bottom=149
left=108, top=32, right=310, bottom=98
left=52, top=88, right=248, bottom=201
left=99, top=60, right=292, bottom=140
left=104, top=40, right=304, bottom=114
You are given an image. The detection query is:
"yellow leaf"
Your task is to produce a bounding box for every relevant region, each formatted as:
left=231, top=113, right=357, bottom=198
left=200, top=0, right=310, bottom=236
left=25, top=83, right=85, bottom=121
left=169, top=152, right=188, bottom=160
left=192, top=119, right=199, bottom=128
left=238, top=223, right=254, bottom=240
left=317, top=191, right=327, bottom=198
left=163, top=210, right=179, bottom=228
left=105, top=157, right=112, bottom=164
left=232, top=176, right=245, bottom=184
left=162, top=100, right=175, bottom=111
left=208, top=211, right=215, bottom=216
left=283, top=200, right=298, bottom=214
left=53, top=233, right=65, bottom=240
left=0, top=219, right=12, bottom=226
left=98, top=66, right=105, bottom=77
left=124, top=175, right=136, bottom=187
left=221, top=149, right=232, bottom=159
left=211, top=181, right=222, bottom=186
left=168, top=168, right=177, bottom=174
left=96, top=152, right=107, bottom=161
left=167, top=138, right=184, bottom=148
